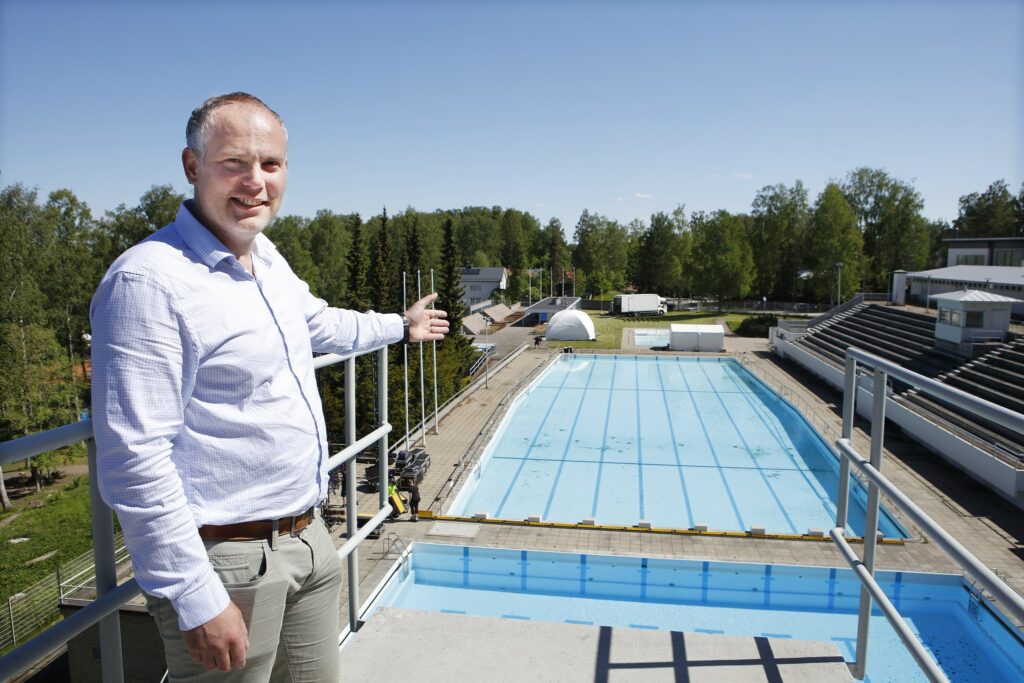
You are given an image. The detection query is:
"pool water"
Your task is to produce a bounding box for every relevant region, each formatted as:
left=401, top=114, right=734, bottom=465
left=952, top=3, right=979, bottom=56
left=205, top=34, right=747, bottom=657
left=369, top=544, right=1024, bottom=683
left=448, top=355, right=906, bottom=538
left=634, top=328, right=670, bottom=347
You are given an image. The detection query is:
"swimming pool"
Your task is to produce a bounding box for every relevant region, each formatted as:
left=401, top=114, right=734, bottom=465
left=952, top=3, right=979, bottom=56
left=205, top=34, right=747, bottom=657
left=448, top=355, right=906, bottom=538
left=368, top=543, right=1024, bottom=683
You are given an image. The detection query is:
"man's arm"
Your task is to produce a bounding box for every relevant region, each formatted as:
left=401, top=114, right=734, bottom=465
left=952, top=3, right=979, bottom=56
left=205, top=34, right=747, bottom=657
left=90, top=272, right=232, bottom=630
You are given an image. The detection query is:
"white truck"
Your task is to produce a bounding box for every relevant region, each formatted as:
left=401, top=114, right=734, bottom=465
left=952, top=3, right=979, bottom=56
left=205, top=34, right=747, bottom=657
left=613, top=293, right=667, bottom=316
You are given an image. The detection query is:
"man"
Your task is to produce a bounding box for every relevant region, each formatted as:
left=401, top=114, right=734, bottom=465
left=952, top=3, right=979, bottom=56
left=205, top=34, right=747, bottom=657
left=90, top=92, right=448, bottom=681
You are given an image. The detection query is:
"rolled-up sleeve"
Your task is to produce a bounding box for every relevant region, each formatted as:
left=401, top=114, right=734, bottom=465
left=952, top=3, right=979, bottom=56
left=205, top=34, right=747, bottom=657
left=90, top=271, right=229, bottom=630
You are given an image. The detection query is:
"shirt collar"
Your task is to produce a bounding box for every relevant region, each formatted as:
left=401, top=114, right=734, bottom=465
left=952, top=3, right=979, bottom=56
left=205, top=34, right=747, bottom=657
left=175, top=201, right=235, bottom=271
left=174, top=201, right=275, bottom=274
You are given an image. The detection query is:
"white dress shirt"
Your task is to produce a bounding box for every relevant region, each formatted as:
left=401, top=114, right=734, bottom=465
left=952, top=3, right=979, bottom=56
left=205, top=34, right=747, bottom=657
left=90, top=202, right=402, bottom=630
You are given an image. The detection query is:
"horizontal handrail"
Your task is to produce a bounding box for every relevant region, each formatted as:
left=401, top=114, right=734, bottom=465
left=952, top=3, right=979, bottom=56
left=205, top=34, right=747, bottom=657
left=0, top=421, right=93, bottom=466
left=0, top=344, right=390, bottom=682
left=829, top=529, right=947, bottom=683
left=846, top=348, right=1024, bottom=435
left=327, top=423, right=392, bottom=471
left=0, top=580, right=140, bottom=679
left=335, top=506, right=392, bottom=559
left=835, top=438, right=1024, bottom=623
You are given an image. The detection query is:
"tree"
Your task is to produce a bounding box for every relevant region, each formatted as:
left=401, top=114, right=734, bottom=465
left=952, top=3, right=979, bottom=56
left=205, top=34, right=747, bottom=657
left=94, top=185, right=185, bottom=268
left=690, top=211, right=755, bottom=309
left=806, top=184, right=863, bottom=303
left=346, top=214, right=370, bottom=311
left=634, top=212, right=682, bottom=295
left=41, top=190, right=96, bottom=415
left=751, top=182, right=811, bottom=300
left=543, top=219, right=569, bottom=296
left=953, top=179, right=1023, bottom=239
left=436, top=216, right=475, bottom=394
left=841, top=168, right=929, bottom=290
left=500, top=210, right=527, bottom=301
left=373, top=207, right=396, bottom=312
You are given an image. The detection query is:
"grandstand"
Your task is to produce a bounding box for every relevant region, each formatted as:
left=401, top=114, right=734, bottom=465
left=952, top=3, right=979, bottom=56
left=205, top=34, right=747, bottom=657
left=774, top=300, right=1024, bottom=504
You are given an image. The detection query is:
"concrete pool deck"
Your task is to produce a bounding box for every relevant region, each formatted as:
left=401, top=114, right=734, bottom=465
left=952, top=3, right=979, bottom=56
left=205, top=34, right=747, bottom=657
left=337, top=342, right=1024, bottom=632
left=341, top=607, right=854, bottom=682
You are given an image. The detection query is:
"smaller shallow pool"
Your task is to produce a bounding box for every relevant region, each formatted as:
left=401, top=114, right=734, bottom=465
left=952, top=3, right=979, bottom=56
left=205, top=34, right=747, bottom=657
left=368, top=543, right=1024, bottom=683
left=634, top=328, right=670, bottom=347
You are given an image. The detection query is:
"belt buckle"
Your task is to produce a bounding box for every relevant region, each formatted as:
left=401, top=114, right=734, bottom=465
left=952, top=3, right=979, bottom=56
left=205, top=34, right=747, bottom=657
left=270, top=519, right=280, bottom=550
left=289, top=513, right=302, bottom=539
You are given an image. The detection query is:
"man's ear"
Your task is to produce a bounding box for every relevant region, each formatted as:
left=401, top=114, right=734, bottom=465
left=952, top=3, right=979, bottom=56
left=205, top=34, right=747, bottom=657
left=182, top=147, right=199, bottom=185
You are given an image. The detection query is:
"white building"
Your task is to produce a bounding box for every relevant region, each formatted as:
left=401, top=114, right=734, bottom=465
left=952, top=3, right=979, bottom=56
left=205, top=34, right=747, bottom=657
left=460, top=267, right=508, bottom=307
left=893, top=265, right=1024, bottom=316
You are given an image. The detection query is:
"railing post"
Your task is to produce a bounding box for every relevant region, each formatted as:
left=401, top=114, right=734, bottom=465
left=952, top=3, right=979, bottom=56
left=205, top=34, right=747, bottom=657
left=377, top=348, right=389, bottom=511
left=344, top=357, right=360, bottom=633
left=852, top=367, right=888, bottom=680
left=8, top=597, right=16, bottom=646
left=836, top=356, right=857, bottom=530
left=87, top=438, right=124, bottom=683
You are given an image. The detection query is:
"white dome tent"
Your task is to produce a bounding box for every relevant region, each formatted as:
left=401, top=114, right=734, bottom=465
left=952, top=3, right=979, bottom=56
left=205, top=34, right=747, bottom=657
left=546, top=309, right=596, bottom=341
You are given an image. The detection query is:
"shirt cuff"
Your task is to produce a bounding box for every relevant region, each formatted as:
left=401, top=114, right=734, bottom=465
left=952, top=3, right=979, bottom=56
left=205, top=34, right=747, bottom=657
left=172, top=566, right=231, bottom=631
left=383, top=313, right=404, bottom=344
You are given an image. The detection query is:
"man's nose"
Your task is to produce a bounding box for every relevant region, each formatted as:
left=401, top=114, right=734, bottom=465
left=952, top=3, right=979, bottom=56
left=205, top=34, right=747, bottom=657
left=240, top=163, right=265, bottom=188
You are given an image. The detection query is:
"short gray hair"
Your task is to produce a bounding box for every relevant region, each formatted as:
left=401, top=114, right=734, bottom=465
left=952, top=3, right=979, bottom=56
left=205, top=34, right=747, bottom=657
left=185, top=92, right=286, bottom=161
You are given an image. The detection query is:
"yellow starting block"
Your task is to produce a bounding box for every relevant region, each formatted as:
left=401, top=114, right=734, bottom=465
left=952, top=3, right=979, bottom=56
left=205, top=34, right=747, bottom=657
left=389, top=491, right=406, bottom=515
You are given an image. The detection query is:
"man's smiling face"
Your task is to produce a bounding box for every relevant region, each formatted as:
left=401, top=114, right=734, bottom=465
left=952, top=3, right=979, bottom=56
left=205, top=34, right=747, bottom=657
left=182, top=102, right=288, bottom=253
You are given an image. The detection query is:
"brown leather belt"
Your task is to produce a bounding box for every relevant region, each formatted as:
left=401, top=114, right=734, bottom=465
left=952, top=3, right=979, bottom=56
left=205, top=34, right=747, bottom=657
left=198, top=507, right=315, bottom=542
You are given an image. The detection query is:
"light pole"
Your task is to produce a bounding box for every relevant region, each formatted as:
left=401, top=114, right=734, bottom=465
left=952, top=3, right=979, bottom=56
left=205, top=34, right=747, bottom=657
left=835, top=261, right=844, bottom=306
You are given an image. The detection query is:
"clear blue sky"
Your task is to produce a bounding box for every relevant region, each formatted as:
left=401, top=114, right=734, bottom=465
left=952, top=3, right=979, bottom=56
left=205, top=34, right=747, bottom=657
left=2, top=0, right=1022, bottom=234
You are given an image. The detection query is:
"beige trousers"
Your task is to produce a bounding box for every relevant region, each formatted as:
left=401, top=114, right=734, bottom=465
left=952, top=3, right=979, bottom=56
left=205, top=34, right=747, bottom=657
left=145, top=516, right=344, bottom=682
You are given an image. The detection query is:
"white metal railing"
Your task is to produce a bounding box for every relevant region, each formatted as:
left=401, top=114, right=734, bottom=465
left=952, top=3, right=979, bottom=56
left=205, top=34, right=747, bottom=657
left=833, top=348, right=1024, bottom=682
left=0, top=345, right=393, bottom=682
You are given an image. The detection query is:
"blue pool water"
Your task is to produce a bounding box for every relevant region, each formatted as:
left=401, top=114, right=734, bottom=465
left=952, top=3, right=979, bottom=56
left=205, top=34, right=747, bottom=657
left=634, top=328, right=670, bottom=347
left=369, top=544, right=1024, bottom=683
left=449, top=355, right=906, bottom=538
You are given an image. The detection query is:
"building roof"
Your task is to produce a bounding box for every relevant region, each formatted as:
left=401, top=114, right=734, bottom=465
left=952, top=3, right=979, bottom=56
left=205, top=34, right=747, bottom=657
left=928, top=289, right=1020, bottom=303
left=460, top=267, right=507, bottom=282
left=943, top=237, right=1024, bottom=243
left=523, top=296, right=581, bottom=315
left=907, top=265, right=1024, bottom=287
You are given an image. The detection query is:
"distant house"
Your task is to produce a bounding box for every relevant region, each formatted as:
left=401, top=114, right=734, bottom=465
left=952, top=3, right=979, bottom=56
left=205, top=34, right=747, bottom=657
left=460, top=267, right=507, bottom=307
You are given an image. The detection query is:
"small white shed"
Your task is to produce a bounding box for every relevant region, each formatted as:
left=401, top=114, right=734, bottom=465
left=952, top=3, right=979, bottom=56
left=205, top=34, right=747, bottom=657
left=670, top=324, right=725, bottom=352
left=546, top=309, right=597, bottom=341
left=929, top=289, right=1015, bottom=349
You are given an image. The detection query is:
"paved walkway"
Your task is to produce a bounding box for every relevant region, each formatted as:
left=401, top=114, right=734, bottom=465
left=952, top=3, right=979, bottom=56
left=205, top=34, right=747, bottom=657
left=332, top=343, right=1024, bottom=629
left=342, top=608, right=853, bottom=682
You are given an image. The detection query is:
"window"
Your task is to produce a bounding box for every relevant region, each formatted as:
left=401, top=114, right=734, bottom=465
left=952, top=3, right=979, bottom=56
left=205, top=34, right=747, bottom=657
left=950, top=310, right=963, bottom=326
left=956, top=254, right=985, bottom=265
left=938, top=308, right=951, bottom=324
left=469, top=284, right=481, bottom=291
left=965, top=311, right=984, bottom=328
left=994, top=250, right=1023, bottom=267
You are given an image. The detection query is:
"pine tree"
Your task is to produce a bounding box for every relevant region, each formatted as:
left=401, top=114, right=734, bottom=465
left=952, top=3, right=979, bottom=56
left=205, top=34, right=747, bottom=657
left=373, top=207, right=395, bottom=312
left=346, top=214, right=370, bottom=311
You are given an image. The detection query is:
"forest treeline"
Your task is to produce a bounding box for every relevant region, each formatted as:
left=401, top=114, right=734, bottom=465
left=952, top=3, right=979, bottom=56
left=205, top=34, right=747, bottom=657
left=1, top=168, right=1022, bottom=500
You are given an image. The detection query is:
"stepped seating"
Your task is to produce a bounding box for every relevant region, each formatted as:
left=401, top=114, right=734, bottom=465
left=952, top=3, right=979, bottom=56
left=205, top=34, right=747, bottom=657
left=794, top=304, right=957, bottom=379
left=790, top=303, right=1024, bottom=461
left=897, top=338, right=1024, bottom=462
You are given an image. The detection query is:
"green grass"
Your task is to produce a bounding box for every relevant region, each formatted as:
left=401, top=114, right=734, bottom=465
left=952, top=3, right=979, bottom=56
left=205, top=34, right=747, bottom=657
left=545, top=310, right=748, bottom=349
left=0, top=478, right=100, bottom=603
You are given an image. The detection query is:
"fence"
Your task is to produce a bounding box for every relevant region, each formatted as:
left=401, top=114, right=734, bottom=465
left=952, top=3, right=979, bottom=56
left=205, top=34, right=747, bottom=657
left=0, top=346, right=394, bottom=682
left=1, top=533, right=130, bottom=654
